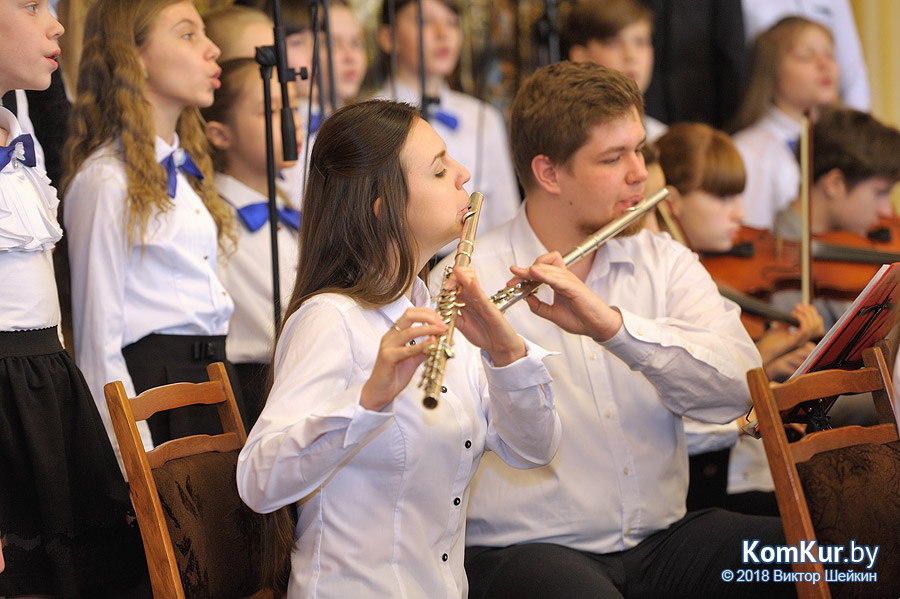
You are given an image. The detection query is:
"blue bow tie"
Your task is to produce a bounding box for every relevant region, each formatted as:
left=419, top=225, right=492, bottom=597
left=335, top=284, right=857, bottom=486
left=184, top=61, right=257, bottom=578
left=0, top=134, right=36, bottom=171
left=787, top=136, right=800, bottom=155
left=422, top=96, right=459, bottom=131
left=432, top=109, right=459, bottom=131
left=160, top=148, right=204, bottom=198
left=309, top=112, right=321, bottom=134
left=235, top=202, right=301, bottom=232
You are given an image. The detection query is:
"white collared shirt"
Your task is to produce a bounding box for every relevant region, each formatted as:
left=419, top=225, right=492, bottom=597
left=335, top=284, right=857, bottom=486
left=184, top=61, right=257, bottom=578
left=215, top=173, right=299, bottom=364
left=373, top=81, right=521, bottom=248
left=644, top=114, right=668, bottom=144
left=430, top=205, right=760, bottom=553
left=0, top=107, right=61, bottom=331
left=727, top=433, right=775, bottom=494
left=733, top=106, right=802, bottom=230
left=683, top=419, right=775, bottom=494
left=65, top=135, right=233, bottom=462
left=236, top=278, right=560, bottom=598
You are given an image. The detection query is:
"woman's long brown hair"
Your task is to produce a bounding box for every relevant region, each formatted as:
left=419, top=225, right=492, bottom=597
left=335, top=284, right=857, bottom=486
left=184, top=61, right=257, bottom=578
left=258, top=100, right=419, bottom=597
left=283, top=99, right=419, bottom=319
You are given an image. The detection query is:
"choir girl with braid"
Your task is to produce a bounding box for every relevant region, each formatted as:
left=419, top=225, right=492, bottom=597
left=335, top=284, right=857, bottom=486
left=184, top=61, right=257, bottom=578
left=203, top=56, right=300, bottom=429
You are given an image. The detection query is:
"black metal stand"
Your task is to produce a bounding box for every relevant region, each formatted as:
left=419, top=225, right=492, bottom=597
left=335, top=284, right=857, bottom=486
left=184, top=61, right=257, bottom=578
left=531, top=0, right=561, bottom=67
left=255, top=0, right=305, bottom=334
left=299, top=1, right=338, bottom=193
left=415, top=0, right=428, bottom=121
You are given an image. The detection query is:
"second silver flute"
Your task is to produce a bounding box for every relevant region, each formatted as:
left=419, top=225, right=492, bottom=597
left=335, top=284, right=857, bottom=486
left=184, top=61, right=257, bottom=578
left=490, top=188, right=669, bottom=312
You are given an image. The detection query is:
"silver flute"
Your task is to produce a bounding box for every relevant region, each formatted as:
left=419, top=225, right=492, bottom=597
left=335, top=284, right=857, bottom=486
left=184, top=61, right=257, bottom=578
left=419, top=192, right=485, bottom=409
left=490, top=188, right=669, bottom=312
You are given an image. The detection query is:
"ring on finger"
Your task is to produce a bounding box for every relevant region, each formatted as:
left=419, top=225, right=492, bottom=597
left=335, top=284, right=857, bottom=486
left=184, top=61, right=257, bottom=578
left=392, top=324, right=402, bottom=333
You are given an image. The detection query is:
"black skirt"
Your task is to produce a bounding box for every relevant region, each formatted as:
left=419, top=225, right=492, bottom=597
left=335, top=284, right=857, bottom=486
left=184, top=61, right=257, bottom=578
left=122, top=333, right=247, bottom=445
left=0, top=328, right=148, bottom=598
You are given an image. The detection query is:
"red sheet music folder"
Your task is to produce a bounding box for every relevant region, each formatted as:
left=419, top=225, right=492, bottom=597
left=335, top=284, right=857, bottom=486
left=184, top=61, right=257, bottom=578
left=782, top=262, right=900, bottom=420
left=792, top=263, right=900, bottom=376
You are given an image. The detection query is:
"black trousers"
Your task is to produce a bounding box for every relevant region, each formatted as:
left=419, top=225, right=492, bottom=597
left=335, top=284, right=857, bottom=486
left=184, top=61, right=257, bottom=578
left=465, top=509, right=797, bottom=599
left=122, top=333, right=246, bottom=445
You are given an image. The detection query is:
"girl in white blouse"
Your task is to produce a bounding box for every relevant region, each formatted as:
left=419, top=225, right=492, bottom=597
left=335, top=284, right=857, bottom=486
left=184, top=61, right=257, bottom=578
left=203, top=57, right=300, bottom=429
left=61, top=0, right=246, bottom=459
left=731, top=17, right=839, bottom=230
left=374, top=0, right=521, bottom=251
left=236, top=100, right=561, bottom=599
left=0, top=1, right=146, bottom=596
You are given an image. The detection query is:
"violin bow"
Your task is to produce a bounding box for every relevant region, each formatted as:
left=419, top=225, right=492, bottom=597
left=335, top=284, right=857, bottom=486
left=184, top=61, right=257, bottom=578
left=656, top=192, right=692, bottom=249
left=800, top=112, right=813, bottom=304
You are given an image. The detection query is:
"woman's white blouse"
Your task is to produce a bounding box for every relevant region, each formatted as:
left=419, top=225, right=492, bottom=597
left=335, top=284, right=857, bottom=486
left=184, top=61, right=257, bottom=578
left=0, top=107, right=62, bottom=332
left=237, top=278, right=560, bottom=598
left=64, top=135, right=233, bottom=460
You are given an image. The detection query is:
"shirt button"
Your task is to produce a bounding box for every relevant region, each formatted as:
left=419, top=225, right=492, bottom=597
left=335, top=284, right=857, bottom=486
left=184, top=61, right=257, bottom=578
left=453, top=497, right=461, bottom=506
left=623, top=467, right=629, bottom=475
left=604, top=410, right=611, bottom=418
left=636, top=327, right=644, bottom=336
left=195, top=209, right=201, bottom=214
left=589, top=352, right=597, bottom=360
left=441, top=385, right=448, bottom=393
left=221, top=291, right=227, bottom=296
left=464, top=440, right=471, bottom=449
left=442, top=553, right=449, bottom=562
left=203, top=255, right=208, bottom=260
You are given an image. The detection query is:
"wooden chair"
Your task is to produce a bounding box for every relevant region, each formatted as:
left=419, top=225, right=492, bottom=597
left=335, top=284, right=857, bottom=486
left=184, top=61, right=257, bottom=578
left=105, top=362, right=268, bottom=599
left=747, top=345, right=900, bottom=599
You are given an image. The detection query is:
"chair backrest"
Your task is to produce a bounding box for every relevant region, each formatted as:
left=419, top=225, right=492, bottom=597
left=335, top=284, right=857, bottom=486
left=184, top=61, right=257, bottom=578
left=747, top=345, right=900, bottom=599
left=105, top=362, right=267, bottom=599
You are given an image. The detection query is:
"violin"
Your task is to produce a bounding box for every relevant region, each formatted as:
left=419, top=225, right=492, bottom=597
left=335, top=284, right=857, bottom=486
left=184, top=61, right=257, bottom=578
left=702, top=225, right=900, bottom=302
left=704, top=113, right=900, bottom=303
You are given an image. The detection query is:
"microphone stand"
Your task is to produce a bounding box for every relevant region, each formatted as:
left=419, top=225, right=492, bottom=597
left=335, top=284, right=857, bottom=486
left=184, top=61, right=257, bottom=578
left=384, top=0, right=434, bottom=120
left=415, top=0, right=432, bottom=122
left=255, top=0, right=306, bottom=334
left=300, top=0, right=337, bottom=192
left=531, top=0, right=560, bottom=68
left=385, top=0, right=398, bottom=99
left=307, top=0, right=338, bottom=116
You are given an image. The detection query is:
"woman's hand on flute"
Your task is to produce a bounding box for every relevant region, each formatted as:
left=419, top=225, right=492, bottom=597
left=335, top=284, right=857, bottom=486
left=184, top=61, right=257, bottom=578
left=449, top=266, right=526, bottom=367
left=508, top=252, right=623, bottom=342
left=360, top=307, right=446, bottom=411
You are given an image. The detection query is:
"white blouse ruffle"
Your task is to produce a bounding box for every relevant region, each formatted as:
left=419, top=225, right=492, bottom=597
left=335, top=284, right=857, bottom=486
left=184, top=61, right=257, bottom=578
left=0, top=163, right=62, bottom=252
left=0, top=107, right=62, bottom=252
